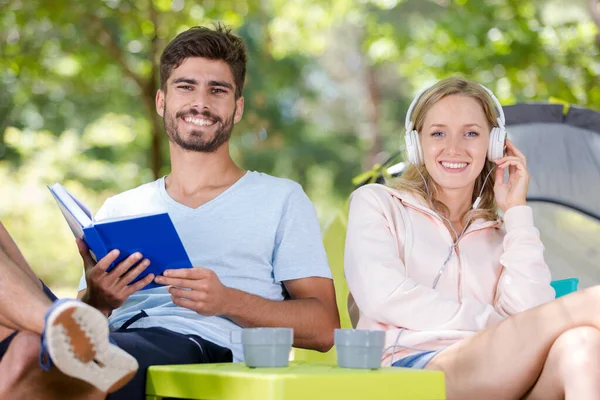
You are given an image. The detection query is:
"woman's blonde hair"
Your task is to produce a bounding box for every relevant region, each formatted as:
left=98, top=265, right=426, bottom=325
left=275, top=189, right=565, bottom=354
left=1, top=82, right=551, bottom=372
left=391, top=77, right=500, bottom=224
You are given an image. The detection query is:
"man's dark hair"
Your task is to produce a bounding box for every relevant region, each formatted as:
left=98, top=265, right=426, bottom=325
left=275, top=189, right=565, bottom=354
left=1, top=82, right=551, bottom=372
left=160, top=24, right=247, bottom=98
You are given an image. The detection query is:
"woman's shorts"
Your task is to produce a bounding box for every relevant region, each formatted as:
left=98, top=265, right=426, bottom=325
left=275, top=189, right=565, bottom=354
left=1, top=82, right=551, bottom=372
left=392, top=350, right=441, bottom=369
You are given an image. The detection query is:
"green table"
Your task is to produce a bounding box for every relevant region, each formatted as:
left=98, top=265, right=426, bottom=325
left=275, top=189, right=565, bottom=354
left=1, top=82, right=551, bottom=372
left=146, top=361, right=445, bottom=400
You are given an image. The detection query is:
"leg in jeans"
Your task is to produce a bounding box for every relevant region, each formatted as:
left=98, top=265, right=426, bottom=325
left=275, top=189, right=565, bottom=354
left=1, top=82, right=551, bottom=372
left=107, top=327, right=233, bottom=400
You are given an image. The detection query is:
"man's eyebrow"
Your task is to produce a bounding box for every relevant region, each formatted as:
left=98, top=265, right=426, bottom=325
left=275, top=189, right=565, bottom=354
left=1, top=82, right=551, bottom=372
left=172, top=77, right=198, bottom=85
left=208, top=80, right=234, bottom=90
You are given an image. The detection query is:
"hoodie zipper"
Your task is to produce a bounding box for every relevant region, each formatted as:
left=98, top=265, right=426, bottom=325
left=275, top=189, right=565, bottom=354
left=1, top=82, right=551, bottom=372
left=380, top=187, right=504, bottom=296
left=455, top=244, right=462, bottom=298
left=401, top=199, right=500, bottom=294
left=454, top=225, right=500, bottom=299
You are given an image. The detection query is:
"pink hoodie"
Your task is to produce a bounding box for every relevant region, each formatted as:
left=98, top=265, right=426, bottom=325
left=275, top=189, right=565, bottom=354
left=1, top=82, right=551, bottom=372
left=344, top=184, right=555, bottom=366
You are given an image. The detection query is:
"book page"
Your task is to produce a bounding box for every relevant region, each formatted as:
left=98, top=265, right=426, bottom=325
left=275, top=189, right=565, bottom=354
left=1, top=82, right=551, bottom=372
left=95, top=212, right=165, bottom=224
left=55, top=199, right=85, bottom=238
left=48, top=183, right=93, bottom=228
left=67, top=189, right=94, bottom=222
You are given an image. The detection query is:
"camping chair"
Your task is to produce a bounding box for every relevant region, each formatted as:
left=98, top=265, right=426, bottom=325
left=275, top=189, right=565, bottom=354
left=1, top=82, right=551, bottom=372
left=293, top=206, right=353, bottom=363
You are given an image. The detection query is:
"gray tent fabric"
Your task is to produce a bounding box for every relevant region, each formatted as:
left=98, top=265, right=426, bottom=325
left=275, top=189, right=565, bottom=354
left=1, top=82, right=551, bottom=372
left=503, top=104, right=600, bottom=288
left=532, top=203, right=600, bottom=288
left=504, top=104, right=600, bottom=221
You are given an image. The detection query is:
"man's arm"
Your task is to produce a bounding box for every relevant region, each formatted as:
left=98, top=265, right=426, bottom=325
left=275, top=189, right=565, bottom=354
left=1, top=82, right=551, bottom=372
left=225, top=277, right=339, bottom=352
left=156, top=269, right=340, bottom=352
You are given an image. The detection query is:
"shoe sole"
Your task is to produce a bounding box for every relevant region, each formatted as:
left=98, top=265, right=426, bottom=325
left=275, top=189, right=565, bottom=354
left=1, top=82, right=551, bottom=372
left=45, top=302, right=138, bottom=393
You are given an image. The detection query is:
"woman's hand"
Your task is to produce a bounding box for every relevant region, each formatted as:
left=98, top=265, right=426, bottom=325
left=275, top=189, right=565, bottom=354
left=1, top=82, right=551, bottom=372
left=493, top=139, right=530, bottom=212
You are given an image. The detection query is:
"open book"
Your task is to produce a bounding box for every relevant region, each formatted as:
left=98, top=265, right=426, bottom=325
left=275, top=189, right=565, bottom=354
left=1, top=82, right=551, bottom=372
left=48, top=183, right=193, bottom=290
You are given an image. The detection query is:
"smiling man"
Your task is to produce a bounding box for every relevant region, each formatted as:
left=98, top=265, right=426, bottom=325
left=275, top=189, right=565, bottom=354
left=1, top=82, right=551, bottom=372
left=159, top=58, right=241, bottom=153
left=0, top=25, right=341, bottom=400
left=0, top=25, right=338, bottom=400
left=73, top=24, right=340, bottom=399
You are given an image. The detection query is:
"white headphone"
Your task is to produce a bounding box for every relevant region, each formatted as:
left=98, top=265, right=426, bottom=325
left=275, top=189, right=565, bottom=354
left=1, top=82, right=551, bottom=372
left=404, top=83, right=506, bottom=165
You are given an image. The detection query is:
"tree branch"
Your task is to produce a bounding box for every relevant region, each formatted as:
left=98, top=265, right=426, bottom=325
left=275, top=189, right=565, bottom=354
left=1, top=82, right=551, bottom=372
left=146, top=0, right=163, bottom=179
left=85, top=14, right=149, bottom=91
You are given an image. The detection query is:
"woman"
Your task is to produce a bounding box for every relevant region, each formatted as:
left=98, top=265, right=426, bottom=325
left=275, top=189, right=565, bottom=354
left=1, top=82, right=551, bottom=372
left=345, top=77, right=600, bottom=399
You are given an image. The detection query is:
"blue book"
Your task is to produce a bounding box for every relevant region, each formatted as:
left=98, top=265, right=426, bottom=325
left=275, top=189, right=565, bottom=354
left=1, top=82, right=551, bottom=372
left=48, top=183, right=193, bottom=290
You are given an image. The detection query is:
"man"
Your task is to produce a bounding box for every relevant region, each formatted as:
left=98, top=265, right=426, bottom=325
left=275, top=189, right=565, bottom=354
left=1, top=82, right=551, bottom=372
left=0, top=24, right=340, bottom=400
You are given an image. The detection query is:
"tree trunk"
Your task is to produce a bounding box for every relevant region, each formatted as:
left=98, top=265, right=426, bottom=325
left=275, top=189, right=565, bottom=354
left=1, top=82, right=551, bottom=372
left=147, top=1, right=162, bottom=179
left=364, top=65, right=383, bottom=171
left=86, top=3, right=164, bottom=179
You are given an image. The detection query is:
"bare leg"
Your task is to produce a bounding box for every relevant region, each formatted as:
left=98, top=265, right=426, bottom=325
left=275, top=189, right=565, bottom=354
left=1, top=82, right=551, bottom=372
left=524, top=326, right=600, bottom=400
left=426, top=287, right=600, bottom=399
left=0, top=325, right=14, bottom=342
left=0, top=332, right=105, bottom=400
left=0, top=223, right=138, bottom=394
left=0, top=222, right=42, bottom=290
left=0, top=248, right=51, bottom=333
left=0, top=222, right=50, bottom=340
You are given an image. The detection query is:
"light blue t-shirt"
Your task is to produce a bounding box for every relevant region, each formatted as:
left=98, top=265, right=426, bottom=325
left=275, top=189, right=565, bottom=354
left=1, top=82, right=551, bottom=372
left=78, top=171, right=332, bottom=361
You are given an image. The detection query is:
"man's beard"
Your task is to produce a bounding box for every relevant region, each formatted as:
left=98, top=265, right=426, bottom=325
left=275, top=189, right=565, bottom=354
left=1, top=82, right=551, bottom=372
left=164, top=105, right=236, bottom=153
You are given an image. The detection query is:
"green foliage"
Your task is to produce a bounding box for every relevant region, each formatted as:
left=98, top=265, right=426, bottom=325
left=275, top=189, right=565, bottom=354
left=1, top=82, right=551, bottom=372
left=0, top=0, right=598, bottom=290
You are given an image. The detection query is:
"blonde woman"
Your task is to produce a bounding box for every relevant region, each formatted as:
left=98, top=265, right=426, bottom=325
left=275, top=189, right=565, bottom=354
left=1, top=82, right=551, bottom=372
left=345, top=77, right=600, bottom=399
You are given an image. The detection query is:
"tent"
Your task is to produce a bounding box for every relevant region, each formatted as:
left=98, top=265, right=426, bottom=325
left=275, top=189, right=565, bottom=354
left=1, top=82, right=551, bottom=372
left=504, top=104, right=600, bottom=288
left=359, top=103, right=600, bottom=288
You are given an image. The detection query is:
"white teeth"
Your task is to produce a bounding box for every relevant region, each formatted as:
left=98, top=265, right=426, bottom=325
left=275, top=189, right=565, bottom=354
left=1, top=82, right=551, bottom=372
left=441, top=162, right=468, bottom=169
left=183, top=117, right=215, bottom=126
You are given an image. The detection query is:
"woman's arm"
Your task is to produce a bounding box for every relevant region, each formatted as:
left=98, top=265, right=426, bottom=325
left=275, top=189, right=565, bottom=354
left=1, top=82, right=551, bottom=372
left=493, top=205, right=555, bottom=316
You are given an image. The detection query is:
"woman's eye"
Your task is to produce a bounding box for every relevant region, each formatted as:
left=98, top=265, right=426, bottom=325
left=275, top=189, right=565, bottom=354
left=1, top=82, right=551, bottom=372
left=465, top=131, right=479, bottom=137
left=431, top=131, right=444, bottom=137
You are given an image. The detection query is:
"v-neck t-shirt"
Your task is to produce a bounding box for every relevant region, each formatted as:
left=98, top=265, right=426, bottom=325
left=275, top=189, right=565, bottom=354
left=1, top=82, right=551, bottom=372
left=77, top=171, right=331, bottom=361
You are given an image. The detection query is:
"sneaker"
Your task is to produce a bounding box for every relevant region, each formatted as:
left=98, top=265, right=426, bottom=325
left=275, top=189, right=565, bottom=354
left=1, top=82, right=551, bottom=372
left=40, top=299, right=138, bottom=393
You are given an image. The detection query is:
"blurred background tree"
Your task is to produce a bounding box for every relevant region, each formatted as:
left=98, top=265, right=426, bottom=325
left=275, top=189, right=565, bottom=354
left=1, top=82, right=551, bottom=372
left=1, top=0, right=598, bottom=294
